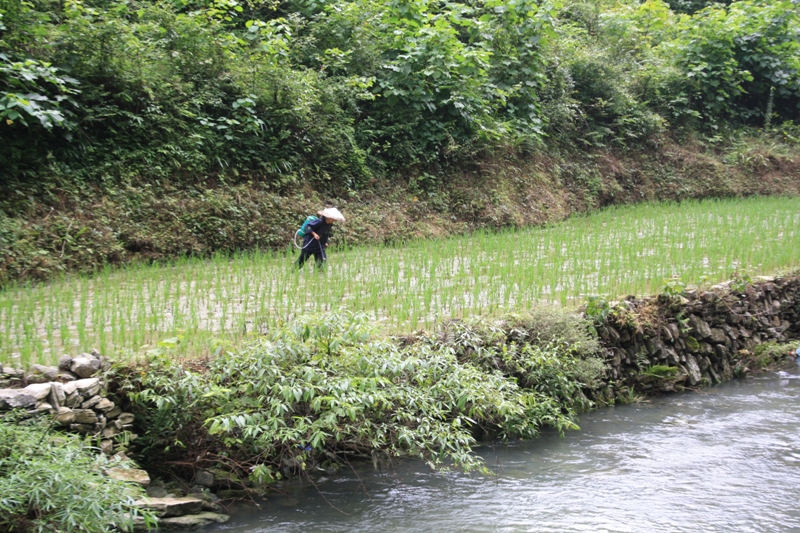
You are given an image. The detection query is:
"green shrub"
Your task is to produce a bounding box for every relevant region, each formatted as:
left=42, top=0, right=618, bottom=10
left=0, top=413, right=155, bottom=533
left=124, top=311, right=600, bottom=478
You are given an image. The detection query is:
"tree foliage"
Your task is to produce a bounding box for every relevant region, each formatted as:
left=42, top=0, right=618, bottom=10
left=0, top=0, right=797, bottom=197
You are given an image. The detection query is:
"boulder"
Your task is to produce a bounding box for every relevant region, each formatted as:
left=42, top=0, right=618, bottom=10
left=107, top=467, right=151, bottom=488
left=193, top=470, right=214, bottom=487
left=137, top=497, right=204, bottom=517
left=0, top=389, right=37, bottom=409
left=64, top=392, right=82, bottom=408
left=71, top=356, right=101, bottom=379
left=73, top=409, right=98, bottom=424
left=709, top=328, right=727, bottom=344
left=49, top=383, right=65, bottom=408
left=73, top=378, right=101, bottom=397
left=157, top=512, right=230, bottom=530
left=23, top=383, right=52, bottom=401
left=29, top=364, right=59, bottom=381
left=684, top=355, right=703, bottom=386
left=95, top=398, right=115, bottom=412
left=58, top=355, right=73, bottom=371
left=81, top=395, right=103, bottom=409
left=688, top=316, right=713, bottom=339
left=100, top=440, right=115, bottom=455
left=54, top=407, right=76, bottom=425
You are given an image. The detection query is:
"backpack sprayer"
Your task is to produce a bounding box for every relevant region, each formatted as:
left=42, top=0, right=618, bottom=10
left=293, top=215, right=326, bottom=261
left=293, top=209, right=345, bottom=261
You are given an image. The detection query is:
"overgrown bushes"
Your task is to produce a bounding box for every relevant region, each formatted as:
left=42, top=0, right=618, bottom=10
left=122, top=310, right=607, bottom=480
left=1, top=0, right=799, bottom=285
left=0, top=413, right=155, bottom=533
left=1, top=0, right=798, bottom=191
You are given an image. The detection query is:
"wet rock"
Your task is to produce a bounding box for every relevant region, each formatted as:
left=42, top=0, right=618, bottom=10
left=684, top=355, right=702, bottom=386
left=137, top=497, right=204, bottom=517
left=156, top=512, right=230, bottom=530
left=689, top=316, right=712, bottom=339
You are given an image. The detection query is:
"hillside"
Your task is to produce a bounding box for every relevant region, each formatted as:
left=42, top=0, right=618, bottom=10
left=1, top=0, right=799, bottom=283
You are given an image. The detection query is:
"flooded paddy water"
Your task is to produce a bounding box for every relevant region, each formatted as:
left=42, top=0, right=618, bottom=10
left=1, top=197, right=799, bottom=365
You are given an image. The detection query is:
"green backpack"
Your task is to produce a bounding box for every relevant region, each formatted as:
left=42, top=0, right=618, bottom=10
left=297, top=215, right=318, bottom=238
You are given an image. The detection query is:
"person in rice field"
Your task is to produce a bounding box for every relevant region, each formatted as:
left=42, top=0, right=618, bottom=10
left=295, top=207, right=345, bottom=269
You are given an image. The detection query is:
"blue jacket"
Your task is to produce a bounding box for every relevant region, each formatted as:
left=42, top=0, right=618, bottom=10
left=301, top=217, right=333, bottom=253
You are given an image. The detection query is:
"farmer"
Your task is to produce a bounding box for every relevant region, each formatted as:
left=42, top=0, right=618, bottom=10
left=295, top=207, right=345, bottom=269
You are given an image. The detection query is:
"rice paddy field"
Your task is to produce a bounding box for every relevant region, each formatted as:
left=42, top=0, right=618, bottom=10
left=2, top=196, right=799, bottom=366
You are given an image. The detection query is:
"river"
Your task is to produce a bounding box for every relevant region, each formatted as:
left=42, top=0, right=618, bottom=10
left=208, top=366, right=800, bottom=533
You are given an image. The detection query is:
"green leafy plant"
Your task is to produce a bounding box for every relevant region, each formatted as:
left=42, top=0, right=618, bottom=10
left=0, top=413, right=156, bottom=533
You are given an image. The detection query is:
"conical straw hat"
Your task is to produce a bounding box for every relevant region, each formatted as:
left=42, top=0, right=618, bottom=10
left=318, top=207, right=345, bottom=222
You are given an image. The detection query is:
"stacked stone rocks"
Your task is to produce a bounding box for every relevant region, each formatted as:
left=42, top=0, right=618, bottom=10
left=0, top=351, right=231, bottom=530
left=594, top=275, right=800, bottom=396
left=0, top=351, right=136, bottom=456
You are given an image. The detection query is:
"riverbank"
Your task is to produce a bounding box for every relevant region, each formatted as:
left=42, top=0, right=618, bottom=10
left=3, top=134, right=799, bottom=286
left=1, top=273, right=798, bottom=531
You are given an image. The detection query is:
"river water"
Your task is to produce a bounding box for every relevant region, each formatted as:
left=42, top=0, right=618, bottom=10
left=209, top=367, right=800, bottom=533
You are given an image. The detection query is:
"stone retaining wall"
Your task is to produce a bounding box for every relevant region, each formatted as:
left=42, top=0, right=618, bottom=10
left=594, top=275, right=800, bottom=399
left=0, top=351, right=231, bottom=530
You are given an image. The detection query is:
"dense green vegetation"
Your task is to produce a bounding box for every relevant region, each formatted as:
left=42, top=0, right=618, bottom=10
left=2, top=0, right=797, bottom=190
left=123, top=309, right=606, bottom=477
left=0, top=413, right=156, bottom=533
left=2, top=196, right=797, bottom=366
left=1, top=0, right=799, bottom=286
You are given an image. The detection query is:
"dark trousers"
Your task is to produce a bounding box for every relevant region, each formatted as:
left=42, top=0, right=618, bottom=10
left=296, top=248, right=324, bottom=269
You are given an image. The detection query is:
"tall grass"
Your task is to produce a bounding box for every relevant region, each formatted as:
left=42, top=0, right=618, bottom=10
left=2, top=197, right=798, bottom=366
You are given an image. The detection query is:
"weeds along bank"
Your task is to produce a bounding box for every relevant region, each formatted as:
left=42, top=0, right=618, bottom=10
left=118, top=276, right=799, bottom=488
left=1, top=275, right=798, bottom=531
left=2, top=139, right=800, bottom=286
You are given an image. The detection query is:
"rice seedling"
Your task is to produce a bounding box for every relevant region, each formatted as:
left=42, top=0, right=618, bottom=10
left=1, top=197, right=798, bottom=366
